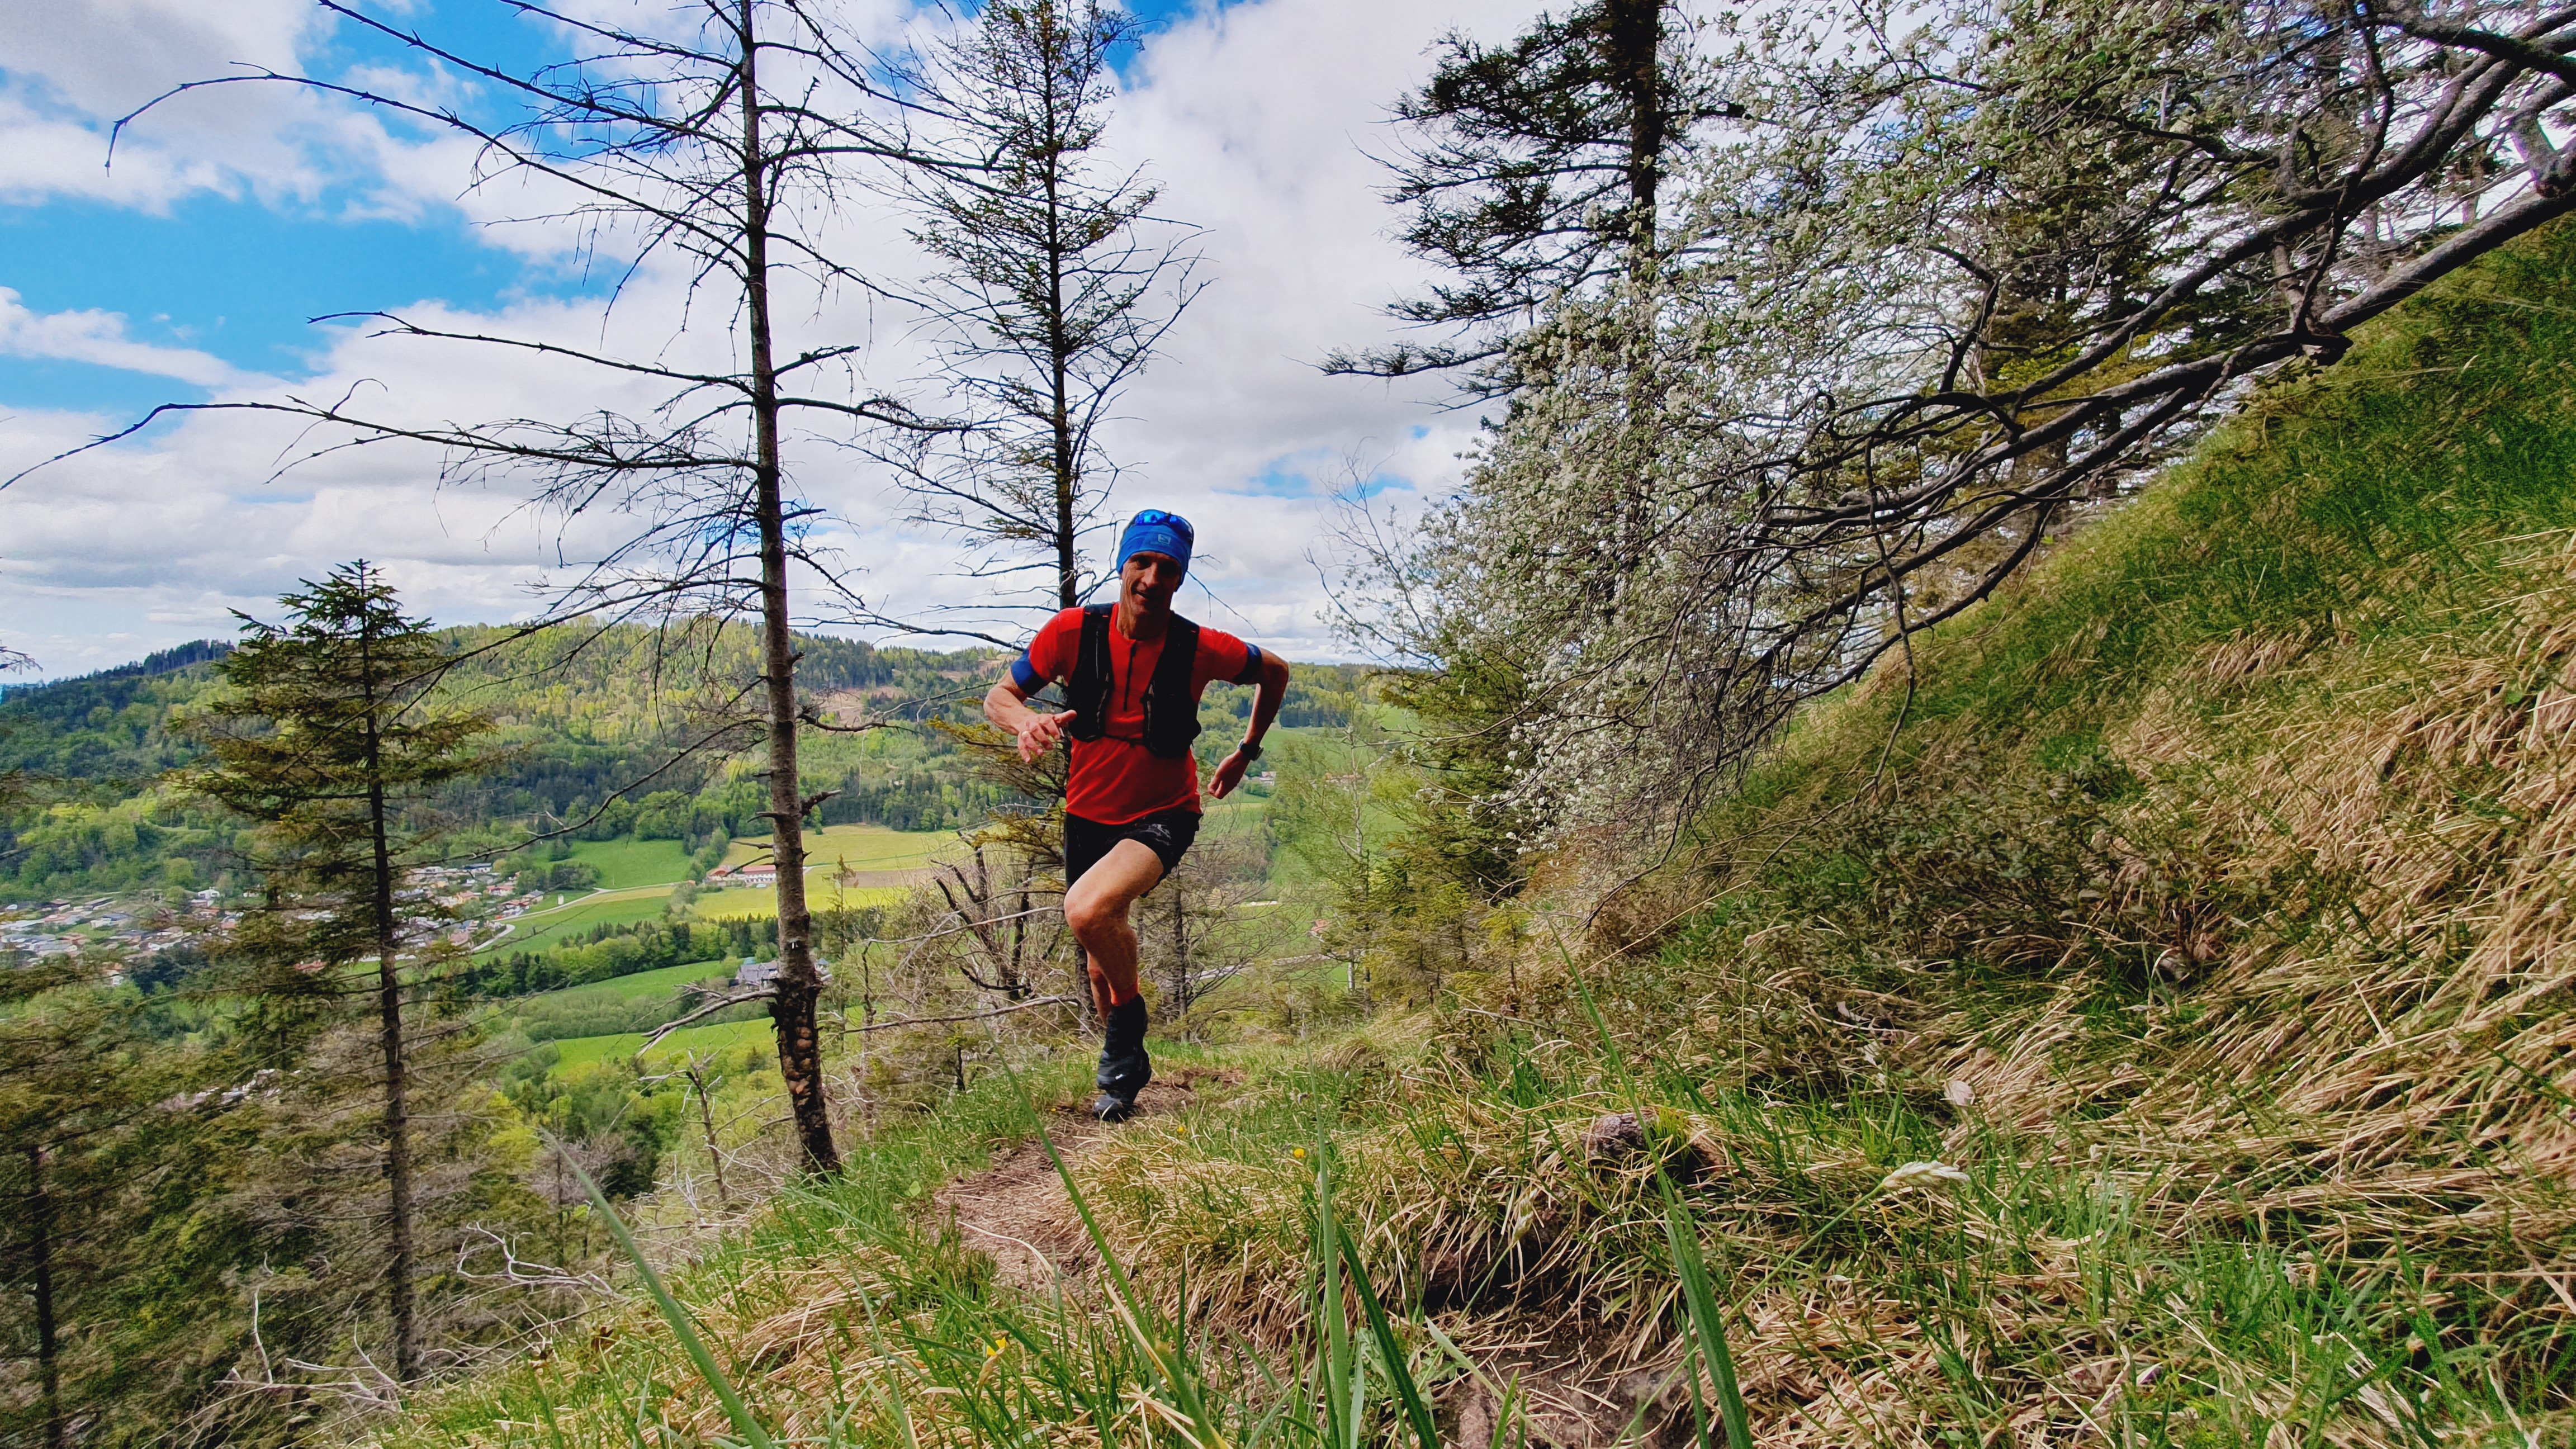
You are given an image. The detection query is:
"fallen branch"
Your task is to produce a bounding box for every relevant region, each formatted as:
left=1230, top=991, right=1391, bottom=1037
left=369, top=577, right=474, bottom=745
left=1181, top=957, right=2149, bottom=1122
left=454, top=1226, right=613, bottom=1294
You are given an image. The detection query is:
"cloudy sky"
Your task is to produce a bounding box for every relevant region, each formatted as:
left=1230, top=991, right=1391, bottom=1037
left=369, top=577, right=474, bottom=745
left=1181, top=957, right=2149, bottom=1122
left=0, top=0, right=1537, bottom=678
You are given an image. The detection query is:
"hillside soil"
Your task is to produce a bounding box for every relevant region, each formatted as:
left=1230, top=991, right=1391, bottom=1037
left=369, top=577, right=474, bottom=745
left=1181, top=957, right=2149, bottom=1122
left=936, top=1070, right=1238, bottom=1292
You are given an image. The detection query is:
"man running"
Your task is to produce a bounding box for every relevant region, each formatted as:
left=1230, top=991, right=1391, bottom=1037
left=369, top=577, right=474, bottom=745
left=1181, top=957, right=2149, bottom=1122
left=984, top=509, right=1291, bottom=1120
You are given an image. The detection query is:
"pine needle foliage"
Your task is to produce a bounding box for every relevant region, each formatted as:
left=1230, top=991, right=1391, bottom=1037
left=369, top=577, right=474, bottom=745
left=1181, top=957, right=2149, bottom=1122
left=183, top=561, right=499, bottom=1385
left=886, top=0, right=1202, bottom=627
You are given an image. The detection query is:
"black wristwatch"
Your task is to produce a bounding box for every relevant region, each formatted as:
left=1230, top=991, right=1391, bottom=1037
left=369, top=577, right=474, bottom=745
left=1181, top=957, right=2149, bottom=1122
left=1235, top=739, right=1262, bottom=762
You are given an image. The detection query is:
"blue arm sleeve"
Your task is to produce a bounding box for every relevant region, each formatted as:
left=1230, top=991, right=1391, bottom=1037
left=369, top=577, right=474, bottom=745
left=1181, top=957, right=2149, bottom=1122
left=1233, top=642, right=1263, bottom=686
left=1010, top=652, right=1044, bottom=693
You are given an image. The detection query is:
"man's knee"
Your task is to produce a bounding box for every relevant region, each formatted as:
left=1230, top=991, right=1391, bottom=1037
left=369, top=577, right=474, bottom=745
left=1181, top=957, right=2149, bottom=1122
left=1064, top=886, right=1123, bottom=943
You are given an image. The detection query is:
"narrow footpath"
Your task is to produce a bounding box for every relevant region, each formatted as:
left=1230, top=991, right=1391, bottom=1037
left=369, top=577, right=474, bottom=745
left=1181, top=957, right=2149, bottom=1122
left=933, top=1077, right=1202, bottom=1292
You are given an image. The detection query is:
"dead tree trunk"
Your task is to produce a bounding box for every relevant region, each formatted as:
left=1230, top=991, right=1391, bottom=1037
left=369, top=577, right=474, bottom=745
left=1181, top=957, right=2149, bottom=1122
left=738, top=0, right=840, bottom=1176
left=25, top=1146, right=63, bottom=1449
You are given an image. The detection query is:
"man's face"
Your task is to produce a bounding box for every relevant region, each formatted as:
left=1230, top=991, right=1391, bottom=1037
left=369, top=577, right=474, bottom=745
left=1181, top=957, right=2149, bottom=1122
left=1120, top=551, right=1184, bottom=613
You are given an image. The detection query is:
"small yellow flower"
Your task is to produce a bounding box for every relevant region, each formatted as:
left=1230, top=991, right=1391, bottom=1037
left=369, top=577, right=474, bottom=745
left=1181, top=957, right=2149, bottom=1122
left=1292, top=1147, right=1307, bottom=1159
left=1175, top=1124, right=1189, bottom=1137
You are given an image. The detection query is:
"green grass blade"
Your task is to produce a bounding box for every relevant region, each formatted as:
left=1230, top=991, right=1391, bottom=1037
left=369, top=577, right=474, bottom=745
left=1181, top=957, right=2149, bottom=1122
left=1547, top=922, right=1641, bottom=1099
left=1315, top=1118, right=1357, bottom=1449
left=845, top=1287, right=925, bottom=1449
left=559, top=1141, right=775, bottom=1449
left=1662, top=1185, right=1753, bottom=1449
left=1547, top=927, right=1755, bottom=1448
left=1336, top=1232, right=1441, bottom=1449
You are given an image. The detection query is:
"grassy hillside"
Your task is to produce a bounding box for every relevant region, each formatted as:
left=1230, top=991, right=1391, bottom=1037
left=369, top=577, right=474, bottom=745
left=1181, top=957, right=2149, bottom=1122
left=0, top=629, right=1014, bottom=899
left=485, top=889, right=684, bottom=956
left=368, top=236, right=2576, bottom=1446
left=718, top=822, right=948, bottom=873
left=548, top=1017, right=775, bottom=1072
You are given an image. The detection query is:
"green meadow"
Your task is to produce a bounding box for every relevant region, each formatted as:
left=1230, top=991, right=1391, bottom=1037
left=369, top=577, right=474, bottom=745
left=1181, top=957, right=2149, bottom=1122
left=546, top=1017, right=775, bottom=1072
left=564, top=837, right=697, bottom=890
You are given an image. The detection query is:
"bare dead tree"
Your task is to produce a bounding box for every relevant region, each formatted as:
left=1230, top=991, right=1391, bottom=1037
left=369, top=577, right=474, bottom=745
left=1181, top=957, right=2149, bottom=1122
left=926, top=827, right=1070, bottom=1002
left=45, top=0, right=980, bottom=1172
left=642, top=1054, right=732, bottom=1212
left=1144, top=830, right=1264, bottom=1033
left=870, top=0, right=1203, bottom=641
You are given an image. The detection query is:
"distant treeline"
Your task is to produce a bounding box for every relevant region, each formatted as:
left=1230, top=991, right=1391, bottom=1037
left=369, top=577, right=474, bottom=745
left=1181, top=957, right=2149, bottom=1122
left=0, top=638, right=231, bottom=705
left=471, top=901, right=891, bottom=998
left=0, top=626, right=1379, bottom=898
left=473, top=917, right=781, bottom=996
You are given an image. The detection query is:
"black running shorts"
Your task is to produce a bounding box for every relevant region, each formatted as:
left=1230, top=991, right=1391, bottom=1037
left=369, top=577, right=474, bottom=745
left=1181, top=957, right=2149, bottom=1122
left=1063, top=807, right=1200, bottom=886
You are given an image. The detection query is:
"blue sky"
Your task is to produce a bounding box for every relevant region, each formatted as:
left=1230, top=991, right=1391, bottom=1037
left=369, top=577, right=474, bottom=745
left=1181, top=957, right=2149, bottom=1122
left=0, top=0, right=1229, bottom=416
left=3, top=3, right=571, bottom=402
left=0, top=193, right=541, bottom=413
left=0, top=0, right=1508, bottom=675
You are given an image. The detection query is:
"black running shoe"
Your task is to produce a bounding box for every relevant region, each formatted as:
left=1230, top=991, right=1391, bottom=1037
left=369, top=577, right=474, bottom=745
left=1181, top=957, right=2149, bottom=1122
left=1095, top=996, right=1152, bottom=1105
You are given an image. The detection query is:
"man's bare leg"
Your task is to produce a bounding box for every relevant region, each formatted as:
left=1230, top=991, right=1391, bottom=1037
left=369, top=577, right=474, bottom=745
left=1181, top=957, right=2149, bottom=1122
left=1064, top=840, right=1166, bottom=1116
left=1066, top=839, right=1165, bottom=1008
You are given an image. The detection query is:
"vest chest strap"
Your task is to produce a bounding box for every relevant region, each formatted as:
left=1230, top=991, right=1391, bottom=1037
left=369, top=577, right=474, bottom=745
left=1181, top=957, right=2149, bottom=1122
left=1066, top=604, right=1203, bottom=761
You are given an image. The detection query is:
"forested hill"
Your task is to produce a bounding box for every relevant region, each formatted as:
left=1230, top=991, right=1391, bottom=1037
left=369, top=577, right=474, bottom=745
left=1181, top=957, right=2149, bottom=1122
left=0, top=621, right=1368, bottom=900
left=1, top=626, right=929, bottom=790
left=0, top=637, right=230, bottom=705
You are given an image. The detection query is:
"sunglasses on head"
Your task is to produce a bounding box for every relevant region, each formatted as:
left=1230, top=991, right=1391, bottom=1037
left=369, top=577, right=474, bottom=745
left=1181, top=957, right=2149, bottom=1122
left=1132, top=508, right=1194, bottom=541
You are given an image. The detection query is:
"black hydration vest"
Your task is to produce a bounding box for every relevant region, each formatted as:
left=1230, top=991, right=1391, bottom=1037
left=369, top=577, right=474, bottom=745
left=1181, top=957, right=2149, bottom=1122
left=1066, top=604, right=1202, bottom=760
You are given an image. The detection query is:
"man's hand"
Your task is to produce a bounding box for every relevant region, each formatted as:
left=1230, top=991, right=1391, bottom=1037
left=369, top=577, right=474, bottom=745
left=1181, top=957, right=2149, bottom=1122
left=1209, top=746, right=1253, bottom=799
left=1015, top=708, right=1078, bottom=763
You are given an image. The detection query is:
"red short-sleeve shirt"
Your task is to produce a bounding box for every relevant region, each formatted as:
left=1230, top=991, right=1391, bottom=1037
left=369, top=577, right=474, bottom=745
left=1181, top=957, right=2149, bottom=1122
left=1014, top=608, right=1259, bottom=824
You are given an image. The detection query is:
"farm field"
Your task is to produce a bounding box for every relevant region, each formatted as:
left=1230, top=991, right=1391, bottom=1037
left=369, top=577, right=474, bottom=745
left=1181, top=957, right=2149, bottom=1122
left=546, top=1016, right=771, bottom=1072
left=520, top=959, right=736, bottom=1006
left=720, top=823, right=947, bottom=873
left=564, top=837, right=695, bottom=890
left=692, top=883, right=906, bottom=920
left=481, top=889, right=675, bottom=956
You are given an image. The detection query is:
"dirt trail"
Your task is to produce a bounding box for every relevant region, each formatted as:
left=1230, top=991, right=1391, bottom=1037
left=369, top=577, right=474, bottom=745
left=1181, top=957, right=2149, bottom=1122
left=932, top=1074, right=1204, bottom=1292
left=931, top=1068, right=1677, bottom=1449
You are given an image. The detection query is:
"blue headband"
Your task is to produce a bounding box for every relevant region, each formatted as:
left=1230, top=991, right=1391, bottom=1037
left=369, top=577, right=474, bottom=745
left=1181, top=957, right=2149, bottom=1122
left=1118, top=509, right=1194, bottom=573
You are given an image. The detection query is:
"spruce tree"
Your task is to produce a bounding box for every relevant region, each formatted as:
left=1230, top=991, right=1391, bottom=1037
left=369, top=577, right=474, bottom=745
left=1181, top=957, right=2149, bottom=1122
left=0, top=962, right=145, bottom=1449
left=888, top=0, right=1202, bottom=627
left=1326, top=0, right=1713, bottom=395
left=182, top=562, right=494, bottom=1384
left=0, top=958, right=236, bottom=1448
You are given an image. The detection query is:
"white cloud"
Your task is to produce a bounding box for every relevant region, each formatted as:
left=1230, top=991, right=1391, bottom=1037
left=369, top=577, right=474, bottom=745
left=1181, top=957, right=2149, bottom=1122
left=0, top=0, right=344, bottom=209
left=0, top=0, right=1549, bottom=676
left=0, top=288, right=276, bottom=389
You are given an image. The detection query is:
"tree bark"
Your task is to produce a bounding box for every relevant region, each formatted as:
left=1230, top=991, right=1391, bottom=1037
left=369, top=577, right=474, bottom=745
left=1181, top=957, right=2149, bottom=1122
left=1044, top=7, right=1079, bottom=612
left=740, top=0, right=841, bottom=1176
left=1605, top=0, right=1668, bottom=605
left=359, top=592, right=418, bottom=1384
left=1609, top=0, right=1663, bottom=258
left=26, top=1147, right=63, bottom=1449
